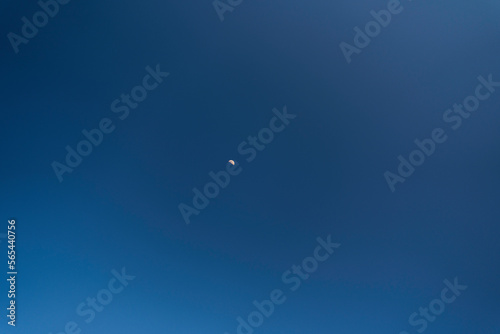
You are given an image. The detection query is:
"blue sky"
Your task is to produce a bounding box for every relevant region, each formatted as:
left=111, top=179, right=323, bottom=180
left=0, top=0, right=499, bottom=333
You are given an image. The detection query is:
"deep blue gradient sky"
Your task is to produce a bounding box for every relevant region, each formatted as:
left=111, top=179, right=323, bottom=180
left=1, top=0, right=500, bottom=333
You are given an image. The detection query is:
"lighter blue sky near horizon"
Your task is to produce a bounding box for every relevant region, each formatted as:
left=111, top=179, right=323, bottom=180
left=1, top=0, right=500, bottom=333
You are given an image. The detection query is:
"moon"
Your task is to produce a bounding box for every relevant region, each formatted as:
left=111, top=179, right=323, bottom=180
left=228, top=160, right=235, bottom=165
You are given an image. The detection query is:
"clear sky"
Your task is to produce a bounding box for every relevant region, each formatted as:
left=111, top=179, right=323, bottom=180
left=1, top=0, right=500, bottom=333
